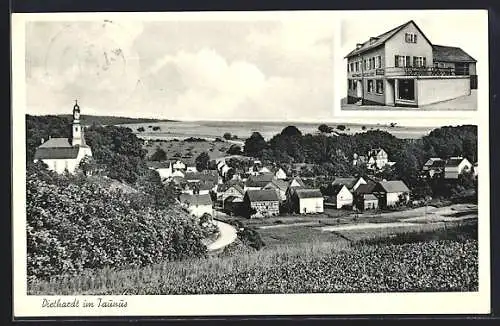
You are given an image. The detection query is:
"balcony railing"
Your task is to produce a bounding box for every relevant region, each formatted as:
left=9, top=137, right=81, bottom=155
left=384, top=66, right=456, bottom=77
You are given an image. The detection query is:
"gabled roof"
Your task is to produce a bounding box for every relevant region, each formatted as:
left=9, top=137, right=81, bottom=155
left=332, top=177, right=357, bottom=189
left=364, top=194, right=378, bottom=201
left=445, top=157, right=470, bottom=167
left=184, top=171, right=218, bottom=182
left=34, top=137, right=89, bottom=160
left=289, top=177, right=306, bottom=188
left=432, top=45, right=476, bottom=63
left=376, top=180, right=410, bottom=193
left=329, top=184, right=349, bottom=196
left=354, top=181, right=377, bottom=195
left=295, top=188, right=323, bottom=199
left=224, top=184, right=245, bottom=195
left=245, top=173, right=276, bottom=188
left=265, top=179, right=289, bottom=191
left=345, top=20, right=433, bottom=58
left=179, top=193, right=213, bottom=206
left=245, top=189, right=279, bottom=202
left=147, top=161, right=172, bottom=169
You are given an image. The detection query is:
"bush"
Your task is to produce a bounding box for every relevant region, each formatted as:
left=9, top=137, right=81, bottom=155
left=27, top=175, right=209, bottom=281
left=336, top=125, right=346, bottom=131
left=223, top=132, right=232, bottom=140
left=137, top=127, right=145, bottom=132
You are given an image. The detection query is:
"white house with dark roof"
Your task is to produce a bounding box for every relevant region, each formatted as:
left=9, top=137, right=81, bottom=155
left=290, top=188, right=324, bottom=214
left=345, top=20, right=476, bottom=107
left=372, top=180, right=410, bottom=208
left=444, top=157, right=472, bottom=179
left=178, top=193, right=214, bottom=218
left=332, top=176, right=367, bottom=192
left=34, top=101, right=93, bottom=174
left=327, top=184, right=353, bottom=209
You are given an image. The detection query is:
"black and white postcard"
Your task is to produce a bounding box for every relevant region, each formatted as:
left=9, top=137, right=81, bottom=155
left=11, top=10, right=490, bottom=318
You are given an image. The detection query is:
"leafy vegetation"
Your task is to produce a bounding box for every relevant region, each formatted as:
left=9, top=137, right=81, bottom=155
left=28, top=239, right=478, bottom=295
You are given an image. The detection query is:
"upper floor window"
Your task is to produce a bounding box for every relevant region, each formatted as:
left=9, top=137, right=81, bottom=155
left=405, top=33, right=417, bottom=43
left=350, top=62, right=354, bottom=72
left=355, top=61, right=359, bottom=72
left=413, top=56, right=426, bottom=67
left=395, top=55, right=411, bottom=68
left=377, top=56, right=382, bottom=68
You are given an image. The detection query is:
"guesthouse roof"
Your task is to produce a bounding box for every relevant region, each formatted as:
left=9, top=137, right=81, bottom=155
left=376, top=180, right=410, bottom=193
left=432, top=45, right=476, bottom=63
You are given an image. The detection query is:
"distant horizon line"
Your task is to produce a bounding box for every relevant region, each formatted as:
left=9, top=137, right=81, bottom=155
left=25, top=113, right=455, bottom=128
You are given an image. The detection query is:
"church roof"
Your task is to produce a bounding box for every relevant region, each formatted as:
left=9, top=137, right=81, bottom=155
left=34, top=137, right=89, bottom=160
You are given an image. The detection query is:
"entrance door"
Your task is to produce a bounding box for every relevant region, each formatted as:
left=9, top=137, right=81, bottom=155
left=356, top=80, right=363, bottom=98
left=397, top=79, right=415, bottom=101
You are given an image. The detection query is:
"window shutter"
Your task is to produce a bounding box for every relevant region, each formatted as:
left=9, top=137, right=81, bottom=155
left=395, top=55, right=399, bottom=67
left=378, top=56, right=382, bottom=68
left=414, top=34, right=417, bottom=43
left=406, top=56, right=411, bottom=67
left=423, top=57, right=427, bottom=67
left=413, top=56, right=417, bottom=67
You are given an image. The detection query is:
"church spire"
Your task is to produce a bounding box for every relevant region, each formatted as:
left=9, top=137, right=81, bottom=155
left=71, top=100, right=83, bottom=146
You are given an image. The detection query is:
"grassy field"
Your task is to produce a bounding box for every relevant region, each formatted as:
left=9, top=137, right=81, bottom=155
left=144, top=139, right=234, bottom=165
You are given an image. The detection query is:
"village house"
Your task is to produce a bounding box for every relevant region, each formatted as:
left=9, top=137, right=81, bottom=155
left=345, top=20, right=476, bottom=107
left=290, top=188, right=324, bottom=214
left=331, top=176, right=367, bottom=192
left=244, top=173, right=276, bottom=191
left=263, top=179, right=289, bottom=202
left=172, top=160, right=187, bottom=171
left=243, top=189, right=280, bottom=218
left=444, top=156, right=473, bottom=179
left=34, top=101, right=93, bottom=174
left=273, top=167, right=287, bottom=180
left=327, top=184, right=354, bottom=209
left=372, top=180, right=410, bottom=208
left=147, top=161, right=173, bottom=181
left=421, top=157, right=446, bottom=178
left=353, top=181, right=379, bottom=211
left=367, top=148, right=390, bottom=170
left=178, top=193, right=214, bottom=218
left=220, top=183, right=245, bottom=203
left=186, top=166, right=197, bottom=173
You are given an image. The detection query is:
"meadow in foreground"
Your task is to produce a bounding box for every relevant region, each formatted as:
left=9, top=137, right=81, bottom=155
left=29, top=236, right=477, bottom=295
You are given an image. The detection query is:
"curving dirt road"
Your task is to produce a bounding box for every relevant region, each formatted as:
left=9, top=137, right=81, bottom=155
left=206, top=220, right=238, bottom=252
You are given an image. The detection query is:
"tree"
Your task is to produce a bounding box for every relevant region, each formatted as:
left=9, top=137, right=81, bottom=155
left=195, top=152, right=210, bottom=171
left=227, top=144, right=242, bottom=155
left=223, top=132, right=232, bottom=140
left=281, top=125, right=302, bottom=137
left=336, top=125, right=346, bottom=131
left=150, top=147, right=167, bottom=161
left=244, top=132, right=267, bottom=157
left=318, top=124, right=333, bottom=133
left=137, top=127, right=145, bottom=132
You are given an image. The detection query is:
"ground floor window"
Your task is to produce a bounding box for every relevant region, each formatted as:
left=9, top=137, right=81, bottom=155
left=375, top=80, right=384, bottom=94
left=367, top=79, right=374, bottom=93
left=397, top=79, right=415, bottom=101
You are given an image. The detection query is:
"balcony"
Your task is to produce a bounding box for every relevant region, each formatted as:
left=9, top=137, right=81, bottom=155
left=384, top=66, right=456, bottom=77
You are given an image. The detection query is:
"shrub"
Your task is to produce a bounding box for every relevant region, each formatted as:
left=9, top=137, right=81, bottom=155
left=27, top=176, right=209, bottom=281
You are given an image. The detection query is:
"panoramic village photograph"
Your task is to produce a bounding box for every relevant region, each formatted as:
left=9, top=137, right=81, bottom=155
left=23, top=15, right=479, bottom=296
left=340, top=14, right=483, bottom=110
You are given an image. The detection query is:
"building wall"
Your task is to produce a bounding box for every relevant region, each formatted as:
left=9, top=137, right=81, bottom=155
left=352, top=178, right=367, bottom=191
left=298, top=197, right=324, bottom=214
left=335, top=187, right=353, bottom=209
left=469, top=63, right=477, bottom=75
left=363, top=199, right=379, bottom=210
left=250, top=201, right=279, bottom=217
left=347, top=46, right=386, bottom=102
left=156, top=167, right=172, bottom=179
left=40, top=147, right=92, bottom=174
left=386, top=192, right=409, bottom=207
left=444, top=160, right=473, bottom=179
left=416, top=76, right=471, bottom=106
left=384, top=23, right=433, bottom=68
left=222, top=187, right=244, bottom=201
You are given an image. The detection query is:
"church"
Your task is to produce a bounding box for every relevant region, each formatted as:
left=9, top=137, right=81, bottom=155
left=34, top=101, right=93, bottom=174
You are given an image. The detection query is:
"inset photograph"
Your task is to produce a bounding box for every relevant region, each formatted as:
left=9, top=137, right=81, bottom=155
left=340, top=15, right=483, bottom=111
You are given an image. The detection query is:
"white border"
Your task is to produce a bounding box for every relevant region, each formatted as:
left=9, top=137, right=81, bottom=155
left=12, top=11, right=490, bottom=317
left=333, top=10, right=489, bottom=120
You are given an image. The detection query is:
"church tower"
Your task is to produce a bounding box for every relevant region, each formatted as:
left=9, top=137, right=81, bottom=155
left=71, top=100, right=83, bottom=146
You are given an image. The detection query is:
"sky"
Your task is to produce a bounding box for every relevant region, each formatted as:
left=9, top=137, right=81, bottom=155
left=25, top=15, right=336, bottom=122
left=339, top=10, right=488, bottom=97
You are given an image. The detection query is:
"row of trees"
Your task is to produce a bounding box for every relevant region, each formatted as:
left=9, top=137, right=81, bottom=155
left=242, top=124, right=477, bottom=190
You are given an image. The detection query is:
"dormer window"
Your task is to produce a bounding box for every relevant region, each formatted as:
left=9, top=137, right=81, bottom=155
left=405, top=33, right=417, bottom=43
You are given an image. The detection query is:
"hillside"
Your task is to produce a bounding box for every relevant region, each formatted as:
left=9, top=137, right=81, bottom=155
left=28, top=114, right=176, bottom=126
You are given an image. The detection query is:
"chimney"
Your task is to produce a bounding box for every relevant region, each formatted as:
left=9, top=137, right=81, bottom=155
left=356, top=43, right=363, bottom=49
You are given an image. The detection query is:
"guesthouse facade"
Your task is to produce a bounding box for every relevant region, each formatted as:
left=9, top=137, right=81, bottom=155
left=345, top=20, right=477, bottom=107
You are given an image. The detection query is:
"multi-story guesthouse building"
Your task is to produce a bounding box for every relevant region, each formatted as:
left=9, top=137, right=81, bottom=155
left=345, top=20, right=477, bottom=107
left=34, top=101, right=93, bottom=174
